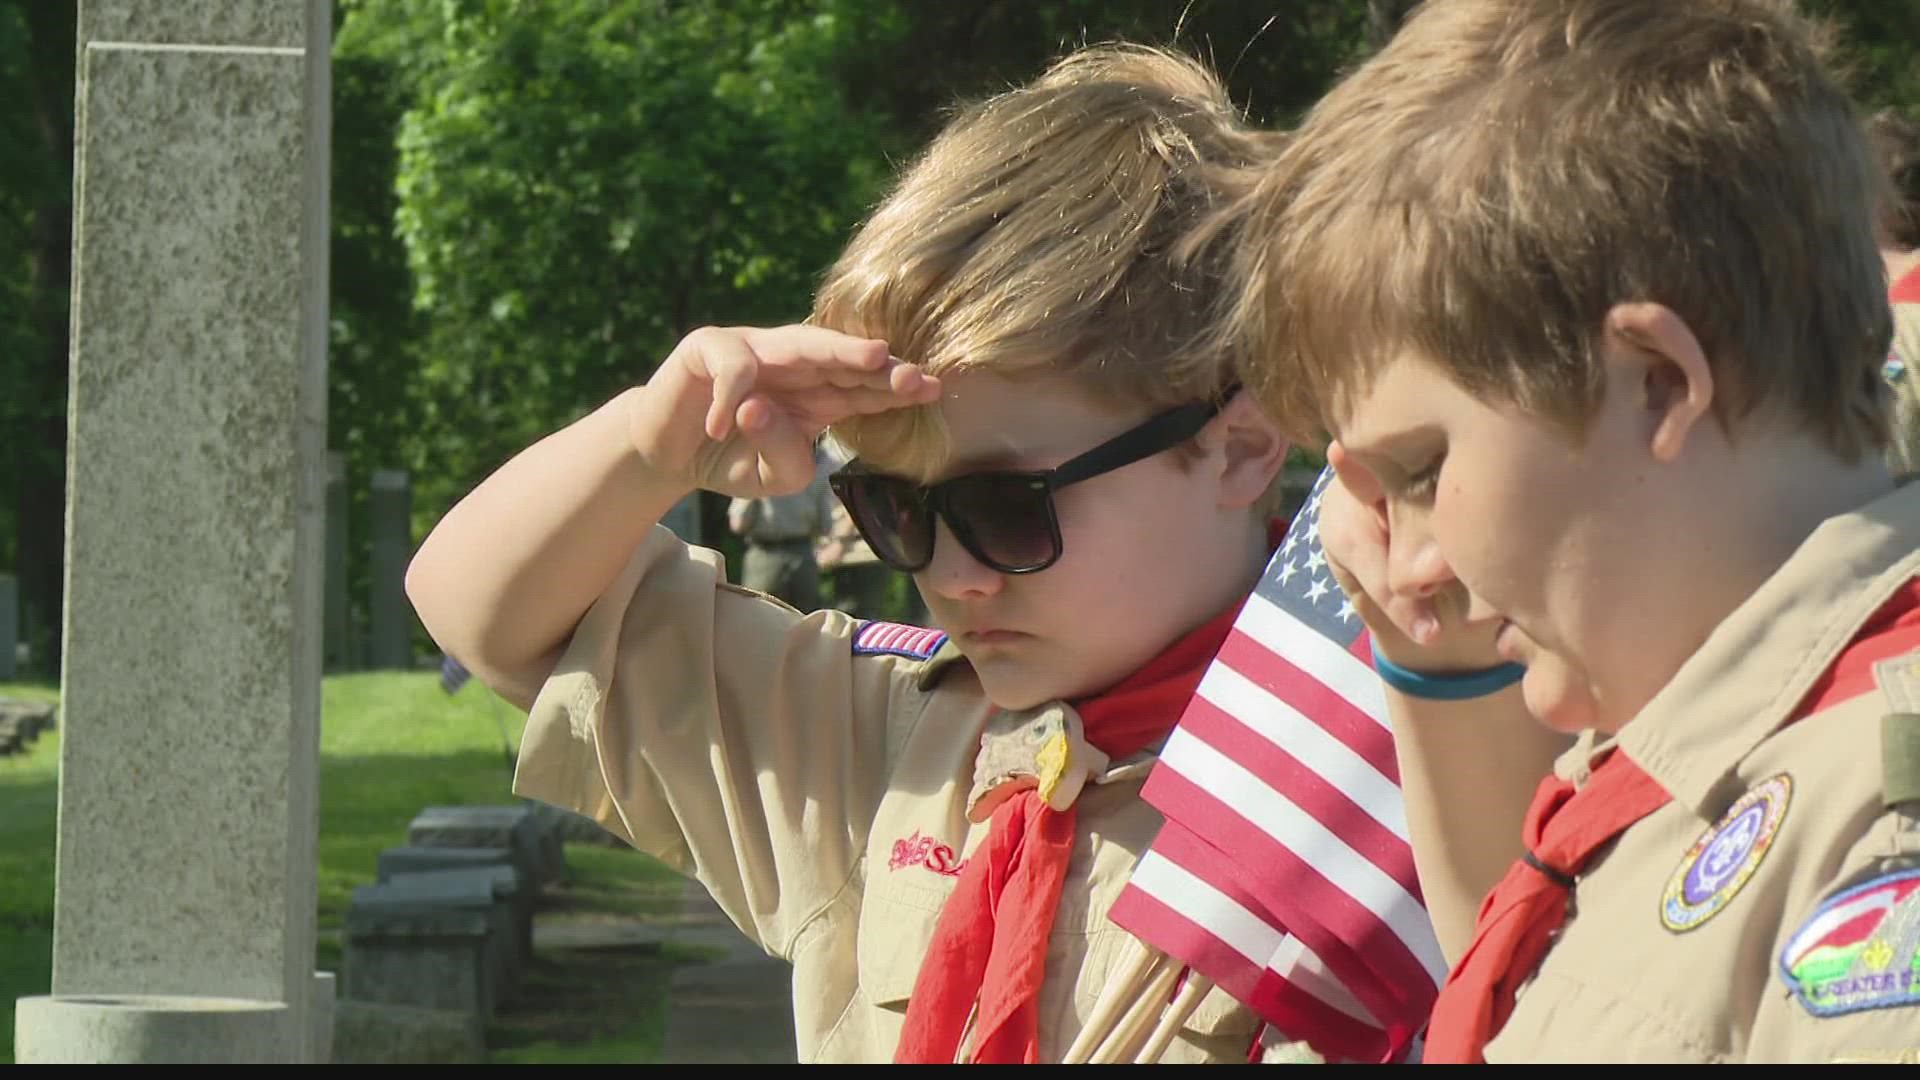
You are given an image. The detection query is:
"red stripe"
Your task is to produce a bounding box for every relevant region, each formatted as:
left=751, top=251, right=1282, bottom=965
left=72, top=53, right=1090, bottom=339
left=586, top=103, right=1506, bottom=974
left=1109, top=878, right=1391, bottom=1062
left=1136, top=818, right=1413, bottom=1045
left=1142, top=770, right=1437, bottom=1048
left=1251, top=971, right=1397, bottom=1064
left=1110, top=840, right=1399, bottom=1064
left=1168, top=696, right=1422, bottom=899
left=1107, top=885, right=1270, bottom=1012
left=1210, top=631, right=1400, bottom=782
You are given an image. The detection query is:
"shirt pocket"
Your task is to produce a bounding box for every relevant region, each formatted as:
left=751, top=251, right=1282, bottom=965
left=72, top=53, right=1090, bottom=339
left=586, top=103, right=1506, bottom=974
left=855, top=873, right=952, bottom=1010
left=1487, top=968, right=1725, bottom=1063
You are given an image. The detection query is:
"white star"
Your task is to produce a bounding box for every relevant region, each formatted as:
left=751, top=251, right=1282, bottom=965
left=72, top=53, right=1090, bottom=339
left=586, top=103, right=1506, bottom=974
left=1281, top=530, right=1299, bottom=556
left=1337, top=598, right=1357, bottom=623
left=1305, top=547, right=1327, bottom=573
left=1305, top=577, right=1330, bottom=603
left=1276, top=560, right=1298, bottom=586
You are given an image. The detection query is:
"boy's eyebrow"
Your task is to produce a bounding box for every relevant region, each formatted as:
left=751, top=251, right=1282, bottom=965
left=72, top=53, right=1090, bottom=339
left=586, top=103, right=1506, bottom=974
left=1337, top=422, right=1444, bottom=465
left=927, top=448, right=1042, bottom=480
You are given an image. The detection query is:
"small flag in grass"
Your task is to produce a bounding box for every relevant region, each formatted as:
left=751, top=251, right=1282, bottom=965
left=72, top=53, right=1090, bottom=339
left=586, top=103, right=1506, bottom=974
left=439, top=654, right=472, bottom=695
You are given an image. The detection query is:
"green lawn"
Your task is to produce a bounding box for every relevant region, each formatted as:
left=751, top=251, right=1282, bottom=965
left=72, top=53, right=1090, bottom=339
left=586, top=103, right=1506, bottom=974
left=1, top=673, right=684, bottom=1063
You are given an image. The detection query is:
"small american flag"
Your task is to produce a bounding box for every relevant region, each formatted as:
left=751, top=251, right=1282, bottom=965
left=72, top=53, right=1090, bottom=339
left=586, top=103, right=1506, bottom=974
left=1108, top=465, right=1445, bottom=1063
left=439, top=654, right=472, bottom=695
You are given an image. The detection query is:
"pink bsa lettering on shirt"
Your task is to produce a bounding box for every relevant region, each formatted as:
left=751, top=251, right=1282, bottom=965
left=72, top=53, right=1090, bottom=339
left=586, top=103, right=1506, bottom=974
left=890, top=829, right=969, bottom=877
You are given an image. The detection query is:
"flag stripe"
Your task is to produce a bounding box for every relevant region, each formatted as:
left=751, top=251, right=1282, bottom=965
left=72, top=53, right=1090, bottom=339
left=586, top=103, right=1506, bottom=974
left=1234, top=591, right=1389, bottom=732
left=1144, top=763, right=1446, bottom=1037
left=1207, top=630, right=1402, bottom=782
left=1194, top=645, right=1408, bottom=838
left=1126, top=843, right=1376, bottom=1026
left=1150, top=737, right=1445, bottom=982
left=1170, top=696, right=1420, bottom=896
left=1116, top=467, right=1441, bottom=1063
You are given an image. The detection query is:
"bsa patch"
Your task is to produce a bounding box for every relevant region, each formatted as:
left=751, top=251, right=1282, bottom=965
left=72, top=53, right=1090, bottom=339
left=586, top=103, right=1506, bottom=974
left=1779, top=868, right=1920, bottom=1018
left=1660, top=773, right=1792, bottom=932
left=851, top=620, right=949, bottom=660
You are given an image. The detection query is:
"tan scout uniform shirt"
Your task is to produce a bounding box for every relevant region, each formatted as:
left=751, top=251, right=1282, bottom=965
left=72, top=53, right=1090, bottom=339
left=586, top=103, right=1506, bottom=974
left=1485, top=482, right=1920, bottom=1063
left=1891, top=285, right=1919, bottom=474
left=511, top=526, right=1260, bottom=1062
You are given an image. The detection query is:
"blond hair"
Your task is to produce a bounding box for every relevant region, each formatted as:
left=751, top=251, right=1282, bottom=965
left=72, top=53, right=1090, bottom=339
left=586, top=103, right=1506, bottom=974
left=1231, top=0, right=1895, bottom=460
left=816, top=44, right=1283, bottom=480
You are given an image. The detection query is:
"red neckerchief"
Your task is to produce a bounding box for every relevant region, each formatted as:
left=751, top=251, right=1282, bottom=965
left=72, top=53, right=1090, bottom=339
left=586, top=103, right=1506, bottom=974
left=894, top=600, right=1244, bottom=1063
left=1891, top=263, right=1920, bottom=305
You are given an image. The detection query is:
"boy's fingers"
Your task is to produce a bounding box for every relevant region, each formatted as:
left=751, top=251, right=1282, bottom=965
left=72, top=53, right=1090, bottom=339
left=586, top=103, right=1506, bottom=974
left=732, top=400, right=816, bottom=492
left=741, top=325, right=891, bottom=371
left=891, top=364, right=943, bottom=402
left=689, top=331, right=762, bottom=441
left=1386, top=594, right=1441, bottom=646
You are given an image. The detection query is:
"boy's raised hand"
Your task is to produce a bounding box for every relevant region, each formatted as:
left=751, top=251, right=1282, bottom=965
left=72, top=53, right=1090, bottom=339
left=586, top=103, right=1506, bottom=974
left=1318, top=443, right=1502, bottom=672
left=630, top=325, right=941, bottom=498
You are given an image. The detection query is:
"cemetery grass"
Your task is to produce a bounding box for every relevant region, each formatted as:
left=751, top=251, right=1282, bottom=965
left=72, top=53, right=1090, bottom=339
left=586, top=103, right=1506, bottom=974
left=1, top=674, right=690, bottom=1064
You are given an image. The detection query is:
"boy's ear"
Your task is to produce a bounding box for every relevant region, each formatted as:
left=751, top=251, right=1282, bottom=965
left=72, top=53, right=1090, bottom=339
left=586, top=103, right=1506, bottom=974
left=1601, top=302, right=1716, bottom=464
left=1203, top=392, right=1290, bottom=510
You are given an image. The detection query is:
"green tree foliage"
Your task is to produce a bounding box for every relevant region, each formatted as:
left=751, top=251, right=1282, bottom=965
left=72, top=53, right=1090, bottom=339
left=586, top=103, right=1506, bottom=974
left=333, top=0, right=899, bottom=544
left=0, top=0, right=73, bottom=675
left=3, top=2, right=1919, bottom=669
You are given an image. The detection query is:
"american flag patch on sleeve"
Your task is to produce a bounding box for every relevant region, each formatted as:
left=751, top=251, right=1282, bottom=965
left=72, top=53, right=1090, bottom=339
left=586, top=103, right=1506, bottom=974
left=852, top=621, right=949, bottom=660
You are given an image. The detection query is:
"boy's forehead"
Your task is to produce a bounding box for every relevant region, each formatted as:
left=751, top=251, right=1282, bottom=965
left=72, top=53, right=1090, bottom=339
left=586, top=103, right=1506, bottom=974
left=929, top=369, right=1149, bottom=472
left=1321, top=353, right=1435, bottom=449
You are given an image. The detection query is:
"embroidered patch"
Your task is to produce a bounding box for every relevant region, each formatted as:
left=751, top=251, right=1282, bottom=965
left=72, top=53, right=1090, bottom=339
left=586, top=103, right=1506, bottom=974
left=1779, top=868, right=1920, bottom=1018
left=889, top=829, right=967, bottom=877
left=1660, top=773, right=1792, bottom=932
left=852, top=620, right=949, bottom=660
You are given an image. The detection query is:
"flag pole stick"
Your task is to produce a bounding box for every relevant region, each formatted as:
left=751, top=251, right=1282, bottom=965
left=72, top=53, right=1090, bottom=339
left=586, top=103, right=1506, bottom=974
left=1134, top=972, right=1214, bottom=1064
left=1064, top=938, right=1159, bottom=1063
left=1089, top=955, right=1181, bottom=1063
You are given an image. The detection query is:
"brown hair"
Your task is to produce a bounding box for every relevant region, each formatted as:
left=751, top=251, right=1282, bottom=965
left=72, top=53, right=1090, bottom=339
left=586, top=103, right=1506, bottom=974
left=1869, top=108, right=1920, bottom=250
left=1231, top=0, right=1894, bottom=460
left=815, top=44, right=1284, bottom=480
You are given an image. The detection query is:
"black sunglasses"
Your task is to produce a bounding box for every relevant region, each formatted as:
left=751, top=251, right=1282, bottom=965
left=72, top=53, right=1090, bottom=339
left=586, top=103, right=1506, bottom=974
left=828, top=397, right=1225, bottom=575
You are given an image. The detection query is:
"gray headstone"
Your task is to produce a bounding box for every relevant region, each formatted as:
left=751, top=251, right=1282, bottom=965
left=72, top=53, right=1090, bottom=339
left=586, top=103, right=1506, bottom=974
left=375, top=845, right=514, bottom=883
left=324, top=451, right=349, bottom=671
left=407, top=804, right=564, bottom=887
left=14, top=0, right=333, bottom=1064
left=0, top=573, right=17, bottom=680
left=371, top=865, right=530, bottom=981
left=342, top=905, right=494, bottom=1025
left=367, top=468, right=413, bottom=670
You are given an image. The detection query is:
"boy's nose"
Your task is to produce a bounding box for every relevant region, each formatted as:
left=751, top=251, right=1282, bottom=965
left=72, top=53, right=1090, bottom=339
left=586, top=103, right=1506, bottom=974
left=920, top=519, right=1006, bottom=601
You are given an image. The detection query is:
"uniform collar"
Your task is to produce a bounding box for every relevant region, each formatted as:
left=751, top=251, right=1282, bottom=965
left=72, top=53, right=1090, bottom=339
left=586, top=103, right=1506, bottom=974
left=1617, top=481, right=1920, bottom=818
left=915, top=636, right=973, bottom=692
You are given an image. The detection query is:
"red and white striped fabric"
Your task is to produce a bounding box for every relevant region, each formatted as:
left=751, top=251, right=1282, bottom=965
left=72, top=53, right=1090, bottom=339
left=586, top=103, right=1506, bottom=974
left=852, top=620, right=950, bottom=661
left=1108, top=466, right=1446, bottom=1063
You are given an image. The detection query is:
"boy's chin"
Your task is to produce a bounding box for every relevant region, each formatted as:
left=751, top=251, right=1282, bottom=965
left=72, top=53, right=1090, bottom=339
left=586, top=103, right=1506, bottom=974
left=972, top=660, right=1076, bottom=713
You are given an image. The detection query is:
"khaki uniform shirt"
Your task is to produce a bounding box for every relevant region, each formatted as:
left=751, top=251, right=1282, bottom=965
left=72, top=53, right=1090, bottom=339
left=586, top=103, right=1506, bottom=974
left=1485, top=482, right=1920, bottom=1063
left=512, top=526, right=1261, bottom=1062
left=1891, top=283, right=1919, bottom=474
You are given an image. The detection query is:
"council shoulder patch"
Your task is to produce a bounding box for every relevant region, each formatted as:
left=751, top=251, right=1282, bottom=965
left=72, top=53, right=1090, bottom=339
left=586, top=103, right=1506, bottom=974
left=851, top=620, right=949, bottom=660
left=1779, top=867, right=1920, bottom=1018
left=1660, top=772, right=1792, bottom=932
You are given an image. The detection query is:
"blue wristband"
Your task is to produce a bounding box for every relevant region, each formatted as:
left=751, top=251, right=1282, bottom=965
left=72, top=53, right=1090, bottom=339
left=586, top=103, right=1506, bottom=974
left=1369, top=641, right=1526, bottom=701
